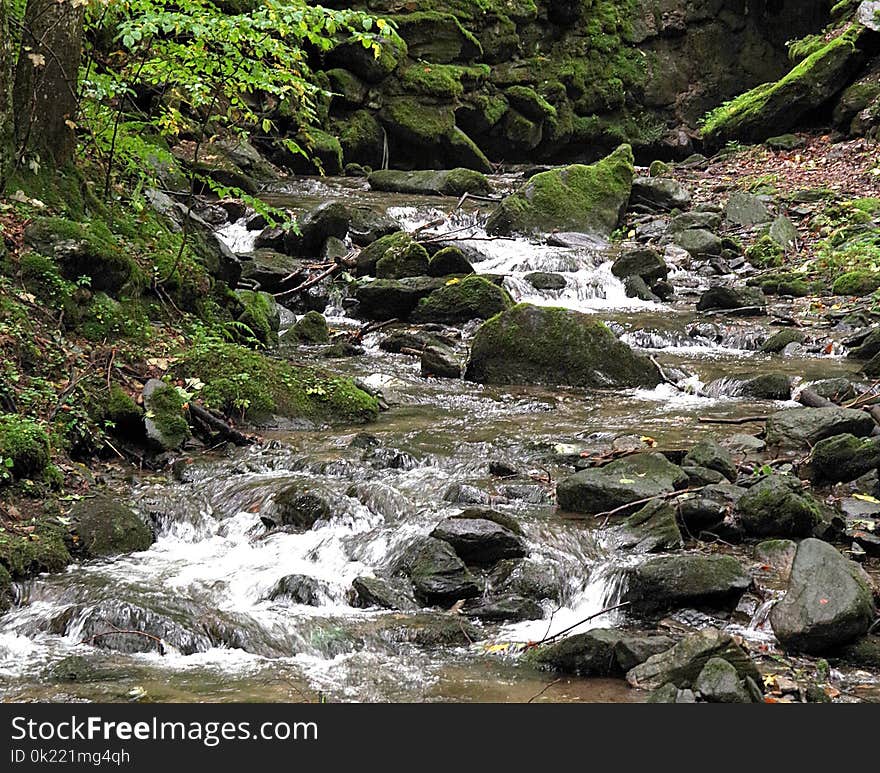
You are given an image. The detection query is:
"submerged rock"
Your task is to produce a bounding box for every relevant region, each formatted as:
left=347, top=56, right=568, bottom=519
left=485, top=144, right=634, bottom=237
left=465, top=303, right=660, bottom=388
left=770, top=538, right=875, bottom=654
left=556, top=453, right=687, bottom=516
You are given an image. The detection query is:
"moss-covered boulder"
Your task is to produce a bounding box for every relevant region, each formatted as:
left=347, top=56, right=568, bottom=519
left=412, top=276, right=512, bottom=323
left=368, top=168, right=491, bottom=197
left=142, top=380, right=190, bottom=451
left=702, top=25, right=870, bottom=146
left=833, top=269, right=880, bottom=296
left=428, top=246, right=474, bottom=276
left=683, top=439, right=737, bottom=482
left=375, top=239, right=430, bottom=279
left=355, top=276, right=448, bottom=320
left=179, top=342, right=378, bottom=425
left=765, top=406, right=875, bottom=448
left=393, top=11, right=482, bottom=63
left=69, top=493, right=153, bottom=558
left=485, top=144, right=634, bottom=237
left=288, top=311, right=330, bottom=344
left=735, top=474, right=823, bottom=538
left=356, top=231, right=419, bottom=277
left=0, top=415, right=50, bottom=479
left=760, top=329, right=806, bottom=353
left=464, top=303, right=661, bottom=388
left=335, top=110, right=385, bottom=168
left=806, top=433, right=880, bottom=484
left=234, top=289, right=280, bottom=347
left=326, top=34, right=406, bottom=83
left=0, top=518, right=71, bottom=579
left=380, top=97, right=455, bottom=147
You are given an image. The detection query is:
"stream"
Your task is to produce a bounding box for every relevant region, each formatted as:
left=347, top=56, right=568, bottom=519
left=0, top=175, right=866, bottom=703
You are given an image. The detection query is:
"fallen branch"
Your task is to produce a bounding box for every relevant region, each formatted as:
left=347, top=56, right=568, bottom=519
left=525, top=601, right=632, bottom=648
left=83, top=628, right=166, bottom=655
left=594, top=486, right=709, bottom=526
left=698, top=415, right=768, bottom=425
left=188, top=403, right=252, bottom=446
left=796, top=387, right=834, bottom=408
left=273, top=263, right=341, bottom=300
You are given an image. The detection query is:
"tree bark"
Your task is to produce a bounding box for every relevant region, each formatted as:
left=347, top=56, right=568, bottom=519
left=0, top=0, right=14, bottom=191
left=13, top=0, right=84, bottom=167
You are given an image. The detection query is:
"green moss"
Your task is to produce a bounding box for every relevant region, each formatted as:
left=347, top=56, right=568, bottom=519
left=336, top=110, right=385, bottom=167
left=412, top=275, right=513, bottom=323
left=146, top=383, right=191, bottom=449
left=0, top=415, right=50, bottom=480
left=78, top=294, right=150, bottom=343
left=102, top=384, right=143, bottom=437
left=833, top=270, right=880, bottom=296
left=290, top=311, right=330, bottom=344
left=18, top=252, right=75, bottom=305
left=504, top=85, right=557, bottom=123
left=649, top=160, right=672, bottom=177
left=745, top=234, right=785, bottom=268
left=375, top=240, right=430, bottom=279
left=400, top=63, right=489, bottom=99
left=750, top=273, right=813, bottom=297
left=380, top=98, right=455, bottom=145
left=325, top=68, right=367, bottom=106
left=179, top=342, right=378, bottom=425
left=0, top=518, right=71, bottom=578
left=235, top=289, right=279, bottom=347
left=393, top=11, right=483, bottom=63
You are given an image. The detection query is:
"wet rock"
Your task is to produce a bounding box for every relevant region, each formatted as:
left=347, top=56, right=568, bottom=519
left=453, top=510, right=523, bottom=539
left=362, top=447, right=420, bottom=471
left=431, top=516, right=526, bottom=565
left=770, top=538, right=875, bottom=654
left=142, top=379, right=190, bottom=451
left=427, top=246, right=474, bottom=277
left=808, top=378, right=857, bottom=403
left=696, top=285, right=766, bottom=312
left=647, top=683, right=696, bottom=703
left=622, top=554, right=750, bottom=615
left=623, top=275, right=659, bottom=301
left=288, top=311, right=329, bottom=344
left=412, top=275, right=513, bottom=323
left=626, top=627, right=760, bottom=690
left=761, top=329, right=806, bottom=353
left=806, top=433, right=880, bottom=484
left=739, top=373, right=792, bottom=400
left=611, top=248, right=668, bottom=283
left=735, top=475, right=822, bottom=538
left=486, top=144, right=634, bottom=237
left=272, top=484, right=331, bottom=530
left=267, top=575, right=330, bottom=606
left=240, top=249, right=305, bottom=293
left=617, top=500, right=683, bottom=553
left=379, top=328, right=449, bottom=354
left=721, top=434, right=765, bottom=456
left=398, top=536, right=481, bottom=605
left=629, top=177, right=692, bottom=212
left=283, top=201, right=350, bottom=257
left=676, top=484, right=745, bottom=535
left=443, top=482, right=492, bottom=506
left=674, top=229, right=722, bottom=259
left=683, top=439, right=737, bottom=482
left=463, top=595, right=543, bottom=622
left=465, top=304, right=661, bottom=388
left=525, top=271, right=567, bottom=290
left=755, top=539, right=797, bottom=583
left=693, top=657, right=756, bottom=702
left=765, top=407, right=875, bottom=449
left=725, top=192, right=772, bottom=226
left=498, top=484, right=550, bottom=504
left=421, top=345, right=461, bottom=379
left=354, top=276, right=447, bottom=320
left=368, top=168, right=491, bottom=197
left=489, top=559, right=562, bottom=603
left=681, top=465, right=727, bottom=487
left=669, top=211, right=721, bottom=232
left=351, top=576, right=418, bottom=611
left=529, top=628, right=675, bottom=676
left=367, top=613, right=482, bottom=647
left=68, top=494, right=153, bottom=558
left=556, top=453, right=688, bottom=516
left=348, top=207, right=401, bottom=247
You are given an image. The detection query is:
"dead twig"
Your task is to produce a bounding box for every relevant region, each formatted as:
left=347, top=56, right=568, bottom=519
left=527, top=678, right=561, bottom=704
left=83, top=627, right=166, bottom=655
left=593, top=486, right=709, bottom=526
left=698, top=415, right=768, bottom=425
left=273, top=263, right=341, bottom=300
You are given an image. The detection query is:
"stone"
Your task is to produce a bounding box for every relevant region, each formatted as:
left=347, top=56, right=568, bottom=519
left=735, top=475, right=822, bottom=538
left=629, top=176, right=692, bottom=212
left=68, top=494, right=153, bottom=558
left=368, top=168, right=491, bottom=197
left=622, top=554, right=750, bottom=615
left=683, top=439, right=737, bottom=482
left=761, top=329, right=805, bottom=353
left=289, top=311, right=330, bottom=344
left=696, top=285, right=767, bottom=312
left=674, top=228, right=723, bottom=259
left=486, top=144, right=634, bottom=237
left=769, top=216, right=798, bottom=248
left=765, top=407, right=876, bottom=449
left=464, top=304, right=660, bottom=388
left=725, top=192, right=772, bottom=226
left=421, top=345, right=461, bottom=379
left=266, top=575, right=330, bottom=606
left=355, top=277, right=447, bottom=320
left=624, top=275, right=659, bottom=301
left=525, top=271, right=567, bottom=290
left=427, top=246, right=474, bottom=277
left=694, top=657, right=755, bottom=702
left=617, top=500, right=683, bottom=553
left=142, top=379, right=190, bottom=451
left=806, top=434, right=880, bottom=484
left=272, top=484, right=331, bottom=530
left=399, top=537, right=481, bottom=605
left=529, top=628, right=674, bottom=676
left=463, top=595, right=543, bottom=622
left=611, top=248, right=668, bottom=283
left=430, top=517, right=526, bottom=565
left=739, top=373, right=792, bottom=400
left=676, top=484, right=745, bottom=534
left=770, top=538, right=875, bottom=654
left=626, top=628, right=760, bottom=690
left=557, top=452, right=687, bottom=516
left=351, top=576, right=418, bottom=611
left=412, top=276, right=513, bottom=323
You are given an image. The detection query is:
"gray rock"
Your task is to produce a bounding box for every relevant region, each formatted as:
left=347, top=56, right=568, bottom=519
left=769, top=216, right=798, bottom=249
left=725, top=192, right=772, bottom=226
left=69, top=494, right=153, bottom=558
left=765, top=407, right=876, bottom=448
left=611, top=248, right=668, bottom=283
left=529, top=628, right=675, bottom=676
left=683, top=439, right=737, bottom=482
left=351, top=576, right=418, bottom=611
left=736, top=475, right=822, bottom=538
left=267, top=575, right=330, bottom=605
left=272, top=484, right=331, bottom=530
left=463, top=595, right=543, bottom=622
left=368, top=168, right=491, bottom=197
left=630, top=176, right=692, bottom=212
left=421, top=345, right=461, bottom=379
left=694, top=657, right=755, bottom=702
left=669, top=211, right=722, bottom=232
left=674, top=228, right=722, bottom=259
left=806, top=433, right=880, bottom=484
left=525, top=271, right=567, bottom=290
left=430, top=517, right=527, bottom=565
left=398, top=537, right=481, bottom=605
left=770, top=538, right=876, bottom=654
left=697, top=285, right=767, bottom=312
left=676, top=484, right=745, bottom=534
left=617, top=500, right=683, bottom=553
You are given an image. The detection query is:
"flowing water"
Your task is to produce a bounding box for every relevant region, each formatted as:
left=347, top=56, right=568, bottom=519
left=0, top=176, right=866, bottom=703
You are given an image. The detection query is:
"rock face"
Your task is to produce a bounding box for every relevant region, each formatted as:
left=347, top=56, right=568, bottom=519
left=735, top=475, right=823, bottom=538
left=770, top=538, right=876, bottom=654
left=626, top=627, right=760, bottom=690
left=464, top=303, right=661, bottom=388
left=556, top=453, right=687, bottom=515
left=765, top=407, right=876, bottom=448
left=622, top=554, right=750, bottom=615
left=485, top=144, right=634, bottom=237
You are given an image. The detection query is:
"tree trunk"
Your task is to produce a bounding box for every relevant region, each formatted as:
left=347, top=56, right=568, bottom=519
left=0, top=0, right=14, bottom=191
left=13, top=0, right=84, bottom=167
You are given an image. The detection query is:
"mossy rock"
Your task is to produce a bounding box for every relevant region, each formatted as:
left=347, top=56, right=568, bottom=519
left=380, top=98, right=455, bottom=146
left=327, top=35, right=406, bottom=83
left=142, top=380, right=190, bottom=451
left=234, top=289, right=280, bottom=347
left=69, top=493, right=153, bottom=558
left=368, top=168, right=491, bottom=197
left=102, top=384, right=145, bottom=440
left=78, top=294, right=150, bottom=343
left=464, top=303, right=661, bottom=388
left=399, top=63, right=489, bottom=99
left=354, top=276, right=448, bottom=320
left=286, top=128, right=344, bottom=176
left=504, top=85, right=557, bottom=123
left=428, top=246, right=474, bottom=276
left=412, top=276, right=512, bottom=323
left=336, top=110, right=385, bottom=168
left=393, top=11, right=482, bottom=64
left=178, top=342, right=378, bottom=425
left=356, top=231, right=415, bottom=276
left=24, top=217, right=141, bottom=294
left=0, top=518, right=71, bottom=579
left=290, top=311, right=330, bottom=344
left=485, top=144, right=634, bottom=237
left=325, top=68, right=368, bottom=108
left=0, top=414, right=50, bottom=479
left=745, top=234, right=784, bottom=268
left=375, top=240, right=430, bottom=279
left=749, top=271, right=812, bottom=297
left=832, top=270, right=880, bottom=296
left=806, top=433, right=880, bottom=484
left=760, top=329, right=806, bottom=353
left=735, top=474, right=823, bottom=538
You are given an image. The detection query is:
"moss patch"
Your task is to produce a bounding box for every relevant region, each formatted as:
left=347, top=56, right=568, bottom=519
left=832, top=269, right=880, bottom=296
left=412, top=275, right=512, bottom=323
left=0, top=415, right=51, bottom=480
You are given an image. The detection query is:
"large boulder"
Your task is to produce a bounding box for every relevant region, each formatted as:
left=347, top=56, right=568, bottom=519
left=622, top=554, right=750, bottom=615
left=368, top=168, right=491, bottom=197
left=68, top=494, right=153, bottom=558
left=398, top=537, right=481, bottom=605
left=556, top=453, right=688, bottom=516
left=528, top=628, right=675, bottom=676
left=616, top=500, right=683, bottom=553
left=770, top=538, right=876, bottom=654
left=697, top=285, right=767, bottom=312
left=626, top=627, right=760, bottom=690
left=805, top=433, right=880, bottom=484
left=464, top=303, right=661, bottom=388
left=412, top=276, right=512, bottom=323
left=764, top=407, right=876, bottom=449
left=629, top=177, right=692, bottom=212
left=485, top=144, right=634, bottom=237
left=355, top=276, right=447, bottom=320
left=430, top=516, right=526, bottom=565
left=735, top=475, right=823, bottom=538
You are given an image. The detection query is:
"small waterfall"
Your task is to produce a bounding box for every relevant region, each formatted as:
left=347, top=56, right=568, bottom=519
left=216, top=217, right=258, bottom=254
